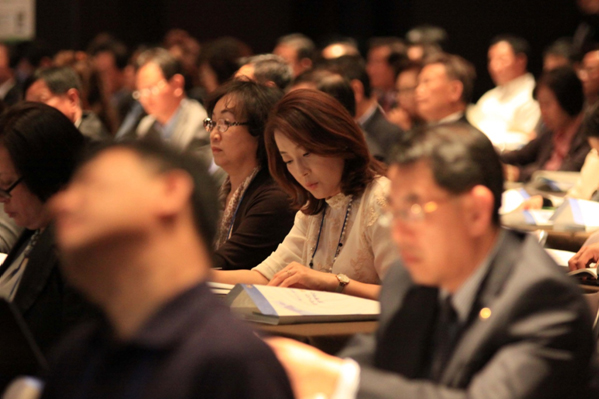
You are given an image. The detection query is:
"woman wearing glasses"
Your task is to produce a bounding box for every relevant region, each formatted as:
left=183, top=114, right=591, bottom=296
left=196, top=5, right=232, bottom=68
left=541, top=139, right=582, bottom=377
left=0, top=102, right=93, bottom=354
left=213, top=89, right=399, bottom=299
left=204, top=79, right=295, bottom=270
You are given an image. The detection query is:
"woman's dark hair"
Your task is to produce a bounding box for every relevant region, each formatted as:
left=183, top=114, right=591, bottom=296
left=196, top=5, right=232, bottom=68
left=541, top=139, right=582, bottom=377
left=265, top=89, right=386, bottom=215
left=534, top=66, right=584, bottom=117
left=0, top=102, right=86, bottom=202
left=206, top=79, right=283, bottom=169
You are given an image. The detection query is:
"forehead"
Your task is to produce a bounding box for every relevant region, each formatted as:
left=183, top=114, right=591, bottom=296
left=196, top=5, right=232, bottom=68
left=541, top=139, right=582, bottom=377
left=389, top=161, right=446, bottom=201
left=136, top=62, right=165, bottom=83
left=420, top=63, right=448, bottom=80
left=27, top=79, right=53, bottom=96
left=79, top=149, right=151, bottom=182
left=274, top=130, right=301, bottom=151
left=489, top=41, right=515, bottom=58
left=212, top=93, right=241, bottom=117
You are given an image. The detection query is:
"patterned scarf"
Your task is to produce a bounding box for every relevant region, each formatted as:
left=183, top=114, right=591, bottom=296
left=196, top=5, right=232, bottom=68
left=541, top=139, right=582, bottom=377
left=214, top=167, right=261, bottom=250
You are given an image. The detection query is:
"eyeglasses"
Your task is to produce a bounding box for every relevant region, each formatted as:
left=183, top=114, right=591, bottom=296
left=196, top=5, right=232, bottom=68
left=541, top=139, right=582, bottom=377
left=379, top=199, right=448, bottom=227
left=203, top=118, right=250, bottom=133
left=0, top=177, right=22, bottom=200
left=132, top=79, right=167, bottom=100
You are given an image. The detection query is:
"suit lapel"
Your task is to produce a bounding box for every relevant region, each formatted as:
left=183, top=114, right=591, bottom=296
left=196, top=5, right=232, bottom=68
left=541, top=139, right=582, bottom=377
left=439, top=231, right=523, bottom=386
left=0, top=229, right=34, bottom=275
left=13, top=228, right=58, bottom=314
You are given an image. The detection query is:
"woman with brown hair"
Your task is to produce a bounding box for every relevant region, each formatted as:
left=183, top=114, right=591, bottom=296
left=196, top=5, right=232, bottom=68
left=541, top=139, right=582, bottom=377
left=212, top=89, right=398, bottom=299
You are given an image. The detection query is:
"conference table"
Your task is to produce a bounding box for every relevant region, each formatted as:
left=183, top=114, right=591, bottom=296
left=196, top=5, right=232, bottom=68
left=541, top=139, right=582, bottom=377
left=252, top=320, right=379, bottom=354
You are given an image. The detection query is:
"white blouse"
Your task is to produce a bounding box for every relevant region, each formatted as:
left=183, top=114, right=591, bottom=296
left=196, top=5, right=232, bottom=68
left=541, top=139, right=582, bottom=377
left=253, top=176, right=398, bottom=284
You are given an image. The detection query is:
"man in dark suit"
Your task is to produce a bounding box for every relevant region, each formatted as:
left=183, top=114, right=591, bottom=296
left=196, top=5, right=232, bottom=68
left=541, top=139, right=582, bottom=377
left=269, top=122, right=595, bottom=399
left=42, top=140, right=293, bottom=399
left=415, top=53, right=475, bottom=126
left=327, top=55, right=403, bottom=162
left=25, top=66, right=111, bottom=141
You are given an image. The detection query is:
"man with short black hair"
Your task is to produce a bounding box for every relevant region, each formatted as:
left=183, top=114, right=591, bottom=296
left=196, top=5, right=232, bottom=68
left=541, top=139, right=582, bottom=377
left=366, top=37, right=408, bottom=112
left=235, top=54, right=293, bottom=90
left=268, top=122, right=594, bottom=399
left=25, top=66, right=111, bottom=141
left=273, top=33, right=315, bottom=77
left=415, top=53, right=475, bottom=125
left=134, top=48, right=221, bottom=181
left=468, top=35, right=541, bottom=150
left=42, top=140, right=294, bottom=399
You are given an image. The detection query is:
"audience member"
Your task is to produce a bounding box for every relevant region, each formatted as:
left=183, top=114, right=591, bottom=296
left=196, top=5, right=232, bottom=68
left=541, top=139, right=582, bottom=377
left=292, top=69, right=384, bottom=159
left=321, top=37, right=360, bottom=60
left=579, top=47, right=599, bottom=105
left=163, top=29, right=203, bottom=100
left=327, top=55, right=403, bottom=162
left=518, top=100, right=599, bottom=209
left=42, top=140, right=294, bottom=399
left=0, top=102, right=94, bottom=355
left=387, top=61, right=424, bottom=130
left=405, top=24, right=447, bottom=61
left=134, top=48, right=221, bottom=181
left=199, top=37, right=252, bottom=94
left=502, top=66, right=590, bottom=182
left=273, top=33, right=315, bottom=77
left=235, top=54, right=293, bottom=90
left=205, top=79, right=294, bottom=270
left=268, top=122, right=595, bottom=399
left=543, top=37, right=580, bottom=71
left=212, top=89, right=398, bottom=300
left=366, top=37, right=408, bottom=112
left=468, top=35, right=541, bottom=150
left=25, top=66, right=112, bottom=141
left=416, top=53, right=475, bottom=124
left=0, top=43, right=21, bottom=106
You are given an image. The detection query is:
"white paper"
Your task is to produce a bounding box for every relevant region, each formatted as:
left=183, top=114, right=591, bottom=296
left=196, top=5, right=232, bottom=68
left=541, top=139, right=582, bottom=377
left=545, top=248, right=575, bottom=268
left=0, top=0, right=34, bottom=40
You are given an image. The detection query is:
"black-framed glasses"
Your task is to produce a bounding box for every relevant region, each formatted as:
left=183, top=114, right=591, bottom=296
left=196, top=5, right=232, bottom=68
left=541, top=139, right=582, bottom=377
left=203, top=118, right=249, bottom=133
left=0, top=177, right=22, bottom=200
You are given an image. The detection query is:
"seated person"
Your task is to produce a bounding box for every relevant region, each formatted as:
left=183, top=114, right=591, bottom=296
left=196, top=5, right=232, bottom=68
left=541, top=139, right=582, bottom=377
left=205, top=80, right=295, bottom=270
left=0, top=102, right=94, bottom=354
left=212, top=89, right=399, bottom=300
left=268, top=122, right=595, bottom=399
left=502, top=66, right=590, bottom=182
left=42, top=140, right=294, bottom=399
left=520, top=100, right=599, bottom=209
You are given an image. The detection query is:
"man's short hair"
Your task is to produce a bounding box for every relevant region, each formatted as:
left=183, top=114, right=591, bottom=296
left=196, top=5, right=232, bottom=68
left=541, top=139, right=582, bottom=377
left=136, top=47, right=183, bottom=80
left=391, top=123, right=503, bottom=225
left=31, top=66, right=82, bottom=95
left=422, top=53, right=476, bottom=104
left=293, top=69, right=356, bottom=116
left=89, top=39, right=129, bottom=70
left=324, top=54, right=371, bottom=97
left=277, top=33, right=316, bottom=62
left=241, top=54, right=293, bottom=90
left=544, top=37, right=581, bottom=64
left=490, top=34, right=531, bottom=59
left=83, top=139, right=220, bottom=246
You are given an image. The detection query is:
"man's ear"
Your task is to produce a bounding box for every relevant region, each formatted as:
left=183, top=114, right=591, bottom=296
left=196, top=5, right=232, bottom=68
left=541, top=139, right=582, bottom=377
left=155, top=170, right=194, bottom=218
left=66, top=88, right=81, bottom=108
left=350, top=79, right=364, bottom=104
left=171, top=74, right=185, bottom=97
left=464, top=185, right=495, bottom=236
left=449, top=80, right=464, bottom=103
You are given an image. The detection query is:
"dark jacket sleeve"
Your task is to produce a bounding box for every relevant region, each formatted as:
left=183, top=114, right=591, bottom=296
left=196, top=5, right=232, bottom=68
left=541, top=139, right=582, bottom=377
left=213, top=179, right=295, bottom=271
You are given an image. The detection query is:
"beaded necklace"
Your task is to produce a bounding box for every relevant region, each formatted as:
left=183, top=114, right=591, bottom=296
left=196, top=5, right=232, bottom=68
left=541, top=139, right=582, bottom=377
left=308, top=196, right=353, bottom=272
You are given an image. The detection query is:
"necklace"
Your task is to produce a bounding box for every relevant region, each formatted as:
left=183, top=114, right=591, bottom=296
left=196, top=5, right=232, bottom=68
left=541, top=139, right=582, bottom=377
left=309, top=196, right=353, bottom=272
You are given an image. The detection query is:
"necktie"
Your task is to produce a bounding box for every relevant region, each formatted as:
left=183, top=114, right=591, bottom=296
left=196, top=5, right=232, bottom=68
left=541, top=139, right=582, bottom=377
left=429, top=295, right=460, bottom=381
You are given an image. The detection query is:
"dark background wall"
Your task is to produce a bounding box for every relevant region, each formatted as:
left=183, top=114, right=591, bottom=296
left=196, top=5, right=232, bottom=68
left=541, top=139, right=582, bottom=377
left=37, top=0, right=584, bottom=100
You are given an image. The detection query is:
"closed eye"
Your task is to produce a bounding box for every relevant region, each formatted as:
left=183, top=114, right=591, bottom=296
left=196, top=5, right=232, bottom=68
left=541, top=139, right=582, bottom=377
left=303, top=152, right=310, bottom=157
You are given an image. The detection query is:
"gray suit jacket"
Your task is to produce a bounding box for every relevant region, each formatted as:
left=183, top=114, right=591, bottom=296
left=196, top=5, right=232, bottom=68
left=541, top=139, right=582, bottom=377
left=340, top=230, right=594, bottom=398
left=361, top=107, right=403, bottom=162
left=138, top=98, right=212, bottom=159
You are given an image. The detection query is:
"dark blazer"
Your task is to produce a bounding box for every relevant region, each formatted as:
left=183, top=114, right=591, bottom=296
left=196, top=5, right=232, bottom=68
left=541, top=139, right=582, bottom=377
left=501, top=122, right=590, bottom=182
left=0, top=228, right=95, bottom=355
left=213, top=169, right=295, bottom=270
left=78, top=111, right=111, bottom=142
left=361, top=107, right=404, bottom=162
left=339, top=230, right=594, bottom=399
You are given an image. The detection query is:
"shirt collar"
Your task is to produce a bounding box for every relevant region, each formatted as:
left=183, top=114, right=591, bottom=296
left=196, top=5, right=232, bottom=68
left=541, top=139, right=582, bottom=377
left=0, top=78, right=15, bottom=99
left=441, top=230, right=505, bottom=323
left=154, top=100, right=185, bottom=141
left=429, top=111, right=464, bottom=126
left=357, top=102, right=379, bottom=126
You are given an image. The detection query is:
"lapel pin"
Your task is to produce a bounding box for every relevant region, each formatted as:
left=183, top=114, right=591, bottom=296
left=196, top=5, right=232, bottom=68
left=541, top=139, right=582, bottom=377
left=479, top=307, right=491, bottom=320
